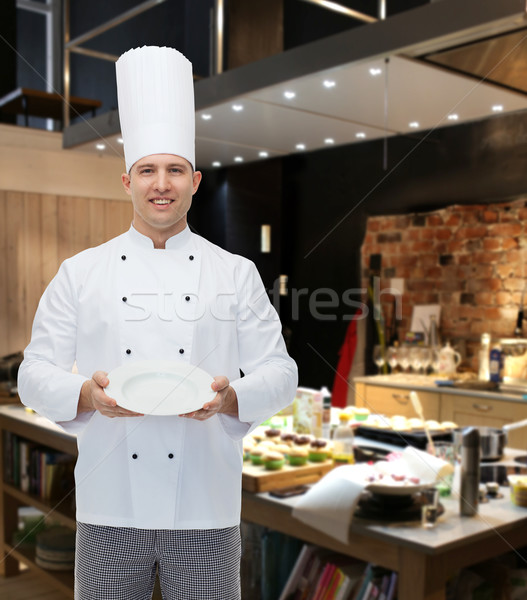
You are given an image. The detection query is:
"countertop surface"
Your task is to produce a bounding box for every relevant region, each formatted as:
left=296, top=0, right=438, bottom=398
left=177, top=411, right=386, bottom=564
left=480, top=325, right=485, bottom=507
left=249, top=448, right=527, bottom=555
left=354, top=374, right=527, bottom=404
left=6, top=404, right=527, bottom=557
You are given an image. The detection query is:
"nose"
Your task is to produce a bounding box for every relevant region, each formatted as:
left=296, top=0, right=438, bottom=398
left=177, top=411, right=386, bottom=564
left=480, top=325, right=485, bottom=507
left=154, top=171, right=170, bottom=192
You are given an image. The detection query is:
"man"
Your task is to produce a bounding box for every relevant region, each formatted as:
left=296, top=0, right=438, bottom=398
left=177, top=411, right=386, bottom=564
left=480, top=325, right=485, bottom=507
left=18, top=46, right=297, bottom=600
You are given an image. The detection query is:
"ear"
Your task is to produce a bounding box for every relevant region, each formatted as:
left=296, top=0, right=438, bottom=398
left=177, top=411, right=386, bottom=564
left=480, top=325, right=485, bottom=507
left=192, top=170, right=202, bottom=195
left=121, top=172, right=132, bottom=196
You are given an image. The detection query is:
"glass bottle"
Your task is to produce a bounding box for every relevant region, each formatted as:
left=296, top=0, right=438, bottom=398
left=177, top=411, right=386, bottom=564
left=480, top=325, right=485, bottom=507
left=478, top=333, right=491, bottom=381
left=333, top=413, right=355, bottom=465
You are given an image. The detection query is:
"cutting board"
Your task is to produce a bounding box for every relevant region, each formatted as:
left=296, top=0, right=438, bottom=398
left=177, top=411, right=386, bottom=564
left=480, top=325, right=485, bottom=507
left=242, top=460, right=334, bottom=492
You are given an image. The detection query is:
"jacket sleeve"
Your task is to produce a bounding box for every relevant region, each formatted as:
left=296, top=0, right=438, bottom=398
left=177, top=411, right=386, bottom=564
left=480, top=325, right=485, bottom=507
left=225, top=260, right=298, bottom=439
left=17, top=260, right=92, bottom=435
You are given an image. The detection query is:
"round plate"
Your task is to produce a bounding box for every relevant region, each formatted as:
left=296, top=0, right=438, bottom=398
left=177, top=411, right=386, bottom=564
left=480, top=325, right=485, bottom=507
left=105, top=360, right=216, bottom=415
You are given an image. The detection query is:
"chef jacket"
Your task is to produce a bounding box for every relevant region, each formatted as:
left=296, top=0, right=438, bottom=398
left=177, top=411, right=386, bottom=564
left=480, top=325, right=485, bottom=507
left=18, top=225, right=297, bottom=529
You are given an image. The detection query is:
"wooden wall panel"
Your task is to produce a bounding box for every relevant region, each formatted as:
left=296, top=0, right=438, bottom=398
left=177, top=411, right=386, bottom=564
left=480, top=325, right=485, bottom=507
left=23, top=193, right=42, bottom=345
left=40, top=195, right=58, bottom=292
left=5, top=192, right=26, bottom=354
left=1, top=192, right=132, bottom=357
left=0, top=193, right=8, bottom=357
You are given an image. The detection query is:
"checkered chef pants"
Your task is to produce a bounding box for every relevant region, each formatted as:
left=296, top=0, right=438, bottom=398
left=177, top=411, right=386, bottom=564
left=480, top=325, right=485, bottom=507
left=75, top=522, right=241, bottom=600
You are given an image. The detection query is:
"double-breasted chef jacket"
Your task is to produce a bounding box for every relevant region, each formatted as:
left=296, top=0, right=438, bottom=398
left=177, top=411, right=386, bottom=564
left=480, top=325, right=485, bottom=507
left=18, top=225, right=298, bottom=529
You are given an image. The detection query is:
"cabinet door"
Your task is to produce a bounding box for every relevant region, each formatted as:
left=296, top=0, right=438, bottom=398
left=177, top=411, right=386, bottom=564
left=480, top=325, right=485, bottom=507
left=440, top=394, right=527, bottom=450
left=355, top=384, right=440, bottom=420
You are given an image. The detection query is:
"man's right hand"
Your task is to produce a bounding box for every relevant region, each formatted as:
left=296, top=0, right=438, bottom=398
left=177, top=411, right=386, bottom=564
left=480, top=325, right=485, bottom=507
left=78, top=370, right=143, bottom=418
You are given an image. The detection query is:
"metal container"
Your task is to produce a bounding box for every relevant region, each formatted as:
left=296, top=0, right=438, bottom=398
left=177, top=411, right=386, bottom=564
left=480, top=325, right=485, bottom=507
left=453, top=419, right=527, bottom=461
left=460, top=427, right=480, bottom=516
left=500, top=338, right=527, bottom=384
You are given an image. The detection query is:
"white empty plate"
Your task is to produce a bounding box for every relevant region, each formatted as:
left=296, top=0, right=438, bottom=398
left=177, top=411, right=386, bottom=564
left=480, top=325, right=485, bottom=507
left=105, top=360, right=216, bottom=415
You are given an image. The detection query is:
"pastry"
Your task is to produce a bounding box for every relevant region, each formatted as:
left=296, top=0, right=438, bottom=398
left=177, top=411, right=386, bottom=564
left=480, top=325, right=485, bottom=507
left=263, top=450, right=285, bottom=471
left=264, top=428, right=282, bottom=441
left=294, top=434, right=312, bottom=447
left=249, top=446, right=266, bottom=465
left=274, top=443, right=291, bottom=456
left=354, top=407, right=370, bottom=421
left=288, top=446, right=308, bottom=466
left=308, top=439, right=329, bottom=462
left=280, top=432, right=297, bottom=446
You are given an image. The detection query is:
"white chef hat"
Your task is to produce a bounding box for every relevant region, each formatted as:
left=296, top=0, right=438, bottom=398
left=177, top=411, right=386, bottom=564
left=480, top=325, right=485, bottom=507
left=116, top=46, right=195, bottom=172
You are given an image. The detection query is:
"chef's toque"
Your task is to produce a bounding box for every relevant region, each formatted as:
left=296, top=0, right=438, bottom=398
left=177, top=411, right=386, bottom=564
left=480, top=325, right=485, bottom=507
left=116, top=46, right=195, bottom=172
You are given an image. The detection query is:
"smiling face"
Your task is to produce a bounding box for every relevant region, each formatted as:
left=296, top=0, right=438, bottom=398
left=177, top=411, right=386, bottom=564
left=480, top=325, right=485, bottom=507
left=121, top=154, right=202, bottom=248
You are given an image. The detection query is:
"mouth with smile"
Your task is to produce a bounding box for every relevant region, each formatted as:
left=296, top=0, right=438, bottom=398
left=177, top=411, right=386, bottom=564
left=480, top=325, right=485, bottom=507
left=150, top=197, right=174, bottom=206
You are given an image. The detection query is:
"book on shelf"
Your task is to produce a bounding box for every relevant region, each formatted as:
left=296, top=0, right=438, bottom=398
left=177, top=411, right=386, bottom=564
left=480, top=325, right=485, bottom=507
left=2, top=433, right=75, bottom=504
left=354, top=565, right=396, bottom=600
left=279, top=544, right=374, bottom=600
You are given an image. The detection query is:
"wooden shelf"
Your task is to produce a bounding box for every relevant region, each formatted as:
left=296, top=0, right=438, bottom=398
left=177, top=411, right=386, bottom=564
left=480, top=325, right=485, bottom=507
left=4, top=542, right=74, bottom=596
left=3, top=483, right=76, bottom=529
left=0, top=87, right=101, bottom=126
left=0, top=407, right=77, bottom=591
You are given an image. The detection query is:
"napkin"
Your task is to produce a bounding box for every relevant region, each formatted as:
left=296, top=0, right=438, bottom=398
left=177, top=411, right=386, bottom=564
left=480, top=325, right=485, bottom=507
left=292, top=447, right=454, bottom=544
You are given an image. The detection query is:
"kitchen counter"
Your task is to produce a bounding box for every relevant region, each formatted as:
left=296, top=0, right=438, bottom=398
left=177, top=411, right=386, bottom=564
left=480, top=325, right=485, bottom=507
left=354, top=374, right=527, bottom=403
left=353, top=375, right=527, bottom=450
left=3, top=405, right=526, bottom=599
left=242, top=465, right=527, bottom=600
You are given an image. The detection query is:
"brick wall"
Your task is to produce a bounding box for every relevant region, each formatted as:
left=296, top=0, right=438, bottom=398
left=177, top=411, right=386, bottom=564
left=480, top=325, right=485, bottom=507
left=361, top=198, right=527, bottom=370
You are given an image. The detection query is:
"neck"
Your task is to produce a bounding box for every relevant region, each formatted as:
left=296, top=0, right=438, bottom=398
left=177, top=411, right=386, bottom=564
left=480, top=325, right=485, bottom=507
left=132, top=219, right=187, bottom=249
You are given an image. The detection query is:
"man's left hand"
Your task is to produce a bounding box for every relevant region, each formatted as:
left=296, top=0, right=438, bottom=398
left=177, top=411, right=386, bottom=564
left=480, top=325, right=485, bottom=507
left=180, top=375, right=238, bottom=420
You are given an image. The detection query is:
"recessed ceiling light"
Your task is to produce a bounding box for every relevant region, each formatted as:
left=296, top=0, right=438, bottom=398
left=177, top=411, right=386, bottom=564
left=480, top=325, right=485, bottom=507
left=447, top=114, right=459, bottom=121
left=355, top=132, right=366, bottom=139
left=324, top=138, right=335, bottom=144
left=409, top=121, right=420, bottom=128
left=96, top=143, right=106, bottom=150
left=232, top=104, right=244, bottom=112
left=201, top=114, right=212, bottom=120
left=212, top=161, right=221, bottom=167
left=234, top=156, right=244, bottom=162
left=296, top=143, right=306, bottom=151
left=116, top=137, right=124, bottom=144
left=492, top=104, right=504, bottom=112
left=369, top=67, right=382, bottom=76
left=259, top=151, right=269, bottom=158
left=323, top=79, right=336, bottom=88
left=284, top=91, right=296, bottom=100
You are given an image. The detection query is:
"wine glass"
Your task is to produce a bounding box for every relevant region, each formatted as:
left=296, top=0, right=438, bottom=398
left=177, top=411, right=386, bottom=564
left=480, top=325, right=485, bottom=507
left=409, top=347, right=422, bottom=373
left=396, top=345, right=410, bottom=373
left=419, top=347, right=433, bottom=374
left=373, top=345, right=386, bottom=374
left=387, top=346, right=398, bottom=373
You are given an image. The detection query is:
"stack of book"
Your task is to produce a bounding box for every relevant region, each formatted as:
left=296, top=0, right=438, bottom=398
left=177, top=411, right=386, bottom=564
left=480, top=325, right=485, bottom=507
left=3, top=432, right=75, bottom=503
left=278, top=545, right=398, bottom=600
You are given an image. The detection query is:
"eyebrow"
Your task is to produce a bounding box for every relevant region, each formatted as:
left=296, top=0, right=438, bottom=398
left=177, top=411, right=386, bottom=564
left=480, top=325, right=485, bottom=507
left=136, top=162, right=188, bottom=169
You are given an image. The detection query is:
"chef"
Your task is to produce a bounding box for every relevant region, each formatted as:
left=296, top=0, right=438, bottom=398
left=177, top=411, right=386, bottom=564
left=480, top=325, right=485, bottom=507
left=18, top=46, right=297, bottom=600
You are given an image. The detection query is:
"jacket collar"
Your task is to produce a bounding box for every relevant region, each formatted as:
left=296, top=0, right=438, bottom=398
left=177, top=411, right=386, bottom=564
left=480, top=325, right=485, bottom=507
left=127, top=224, right=193, bottom=250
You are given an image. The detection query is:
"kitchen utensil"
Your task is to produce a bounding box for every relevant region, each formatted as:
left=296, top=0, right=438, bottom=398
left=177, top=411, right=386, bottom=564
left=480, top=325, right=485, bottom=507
left=453, top=418, right=527, bottom=461
left=437, top=342, right=462, bottom=374
left=460, top=427, right=480, bottom=516
left=410, top=391, right=435, bottom=454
